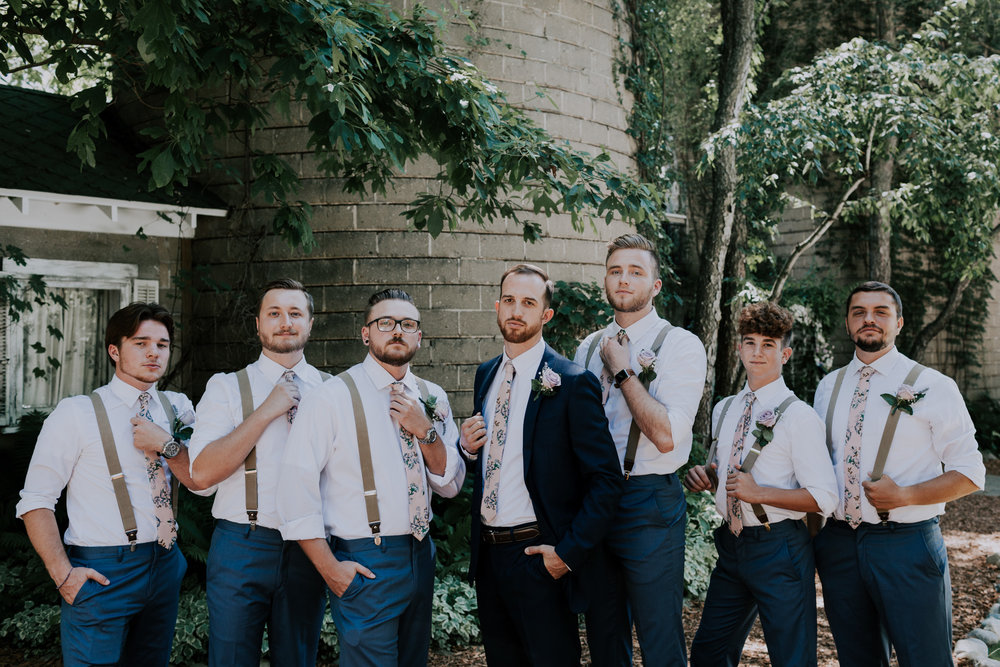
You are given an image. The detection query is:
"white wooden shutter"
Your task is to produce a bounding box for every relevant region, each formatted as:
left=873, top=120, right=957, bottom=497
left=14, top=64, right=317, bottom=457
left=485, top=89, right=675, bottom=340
left=132, top=279, right=159, bottom=304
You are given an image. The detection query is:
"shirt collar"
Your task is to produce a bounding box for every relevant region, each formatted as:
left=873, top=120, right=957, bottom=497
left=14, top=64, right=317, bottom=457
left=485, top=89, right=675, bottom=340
left=362, top=354, right=417, bottom=393
left=109, top=373, right=156, bottom=410
left=847, top=345, right=902, bottom=377
left=608, top=308, right=663, bottom=342
left=739, top=375, right=788, bottom=407
left=254, top=352, right=318, bottom=384
left=503, top=338, right=547, bottom=379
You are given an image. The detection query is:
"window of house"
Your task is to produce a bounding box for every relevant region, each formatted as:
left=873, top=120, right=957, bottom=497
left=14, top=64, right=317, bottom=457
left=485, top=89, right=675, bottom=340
left=0, top=259, right=158, bottom=428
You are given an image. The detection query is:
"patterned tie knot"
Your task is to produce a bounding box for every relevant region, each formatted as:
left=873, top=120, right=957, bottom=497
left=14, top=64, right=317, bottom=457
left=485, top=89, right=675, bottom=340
left=283, top=369, right=296, bottom=383
left=616, top=329, right=628, bottom=344
left=860, top=365, right=875, bottom=379
left=744, top=391, right=756, bottom=407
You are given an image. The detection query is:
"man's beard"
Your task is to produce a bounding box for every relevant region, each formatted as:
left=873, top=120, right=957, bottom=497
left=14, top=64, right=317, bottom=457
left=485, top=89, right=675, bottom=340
left=260, top=330, right=308, bottom=354
left=852, top=328, right=889, bottom=353
left=606, top=286, right=653, bottom=314
left=498, top=315, right=542, bottom=344
left=370, top=338, right=416, bottom=367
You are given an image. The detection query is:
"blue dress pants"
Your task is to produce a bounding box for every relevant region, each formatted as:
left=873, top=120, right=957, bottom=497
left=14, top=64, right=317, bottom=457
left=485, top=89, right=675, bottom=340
left=207, top=520, right=326, bottom=667
left=585, top=473, right=687, bottom=666
left=814, top=517, right=953, bottom=667
left=690, top=519, right=817, bottom=667
left=61, top=541, right=187, bottom=667
left=328, top=534, right=435, bottom=667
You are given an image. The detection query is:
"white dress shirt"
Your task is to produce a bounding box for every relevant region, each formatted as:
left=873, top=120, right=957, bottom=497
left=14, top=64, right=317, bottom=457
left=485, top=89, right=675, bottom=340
left=575, top=309, right=707, bottom=475
left=16, top=375, right=194, bottom=547
left=277, top=355, right=465, bottom=541
left=710, top=377, right=838, bottom=526
left=813, top=347, right=986, bottom=524
left=480, top=339, right=547, bottom=527
left=188, top=353, right=328, bottom=529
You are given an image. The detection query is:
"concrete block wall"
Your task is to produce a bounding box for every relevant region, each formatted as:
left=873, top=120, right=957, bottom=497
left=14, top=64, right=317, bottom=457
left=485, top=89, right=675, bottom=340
left=187, top=0, right=636, bottom=415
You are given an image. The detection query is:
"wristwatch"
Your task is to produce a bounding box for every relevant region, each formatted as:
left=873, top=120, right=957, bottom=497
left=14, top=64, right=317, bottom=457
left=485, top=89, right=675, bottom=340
left=614, top=368, right=636, bottom=388
left=160, top=438, right=182, bottom=459
left=417, top=427, right=439, bottom=446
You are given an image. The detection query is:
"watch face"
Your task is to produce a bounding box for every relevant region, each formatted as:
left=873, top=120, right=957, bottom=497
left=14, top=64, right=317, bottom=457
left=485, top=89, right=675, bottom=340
left=162, top=440, right=181, bottom=459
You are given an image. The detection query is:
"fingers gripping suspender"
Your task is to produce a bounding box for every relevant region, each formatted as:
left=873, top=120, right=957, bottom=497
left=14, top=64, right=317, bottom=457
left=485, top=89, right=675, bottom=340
left=871, top=363, right=925, bottom=522
left=739, top=395, right=799, bottom=529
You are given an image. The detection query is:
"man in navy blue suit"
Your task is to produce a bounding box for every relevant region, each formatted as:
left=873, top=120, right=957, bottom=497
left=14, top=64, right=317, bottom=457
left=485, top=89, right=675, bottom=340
left=460, top=263, right=624, bottom=666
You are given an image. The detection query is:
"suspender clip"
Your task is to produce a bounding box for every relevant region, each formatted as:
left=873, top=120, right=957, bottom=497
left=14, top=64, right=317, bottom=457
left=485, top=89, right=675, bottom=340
left=247, top=511, right=258, bottom=530
left=126, top=529, right=138, bottom=552
left=370, top=521, right=381, bottom=546
left=877, top=511, right=890, bottom=525
left=624, top=471, right=630, bottom=481
left=762, top=522, right=771, bottom=532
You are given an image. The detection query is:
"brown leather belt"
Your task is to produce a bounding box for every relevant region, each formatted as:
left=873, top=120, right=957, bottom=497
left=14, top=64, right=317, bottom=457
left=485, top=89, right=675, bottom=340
left=481, top=522, right=540, bottom=544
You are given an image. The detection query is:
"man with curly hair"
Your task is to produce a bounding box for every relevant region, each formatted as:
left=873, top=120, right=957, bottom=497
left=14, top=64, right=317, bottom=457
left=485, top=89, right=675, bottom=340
left=685, top=301, right=837, bottom=666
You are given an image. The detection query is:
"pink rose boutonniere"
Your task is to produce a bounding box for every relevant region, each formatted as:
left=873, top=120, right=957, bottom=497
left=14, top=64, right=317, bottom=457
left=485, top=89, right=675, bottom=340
left=636, top=348, right=657, bottom=383
left=531, top=364, right=561, bottom=400
left=750, top=409, right=779, bottom=445
left=420, top=394, right=450, bottom=423
left=881, top=384, right=927, bottom=415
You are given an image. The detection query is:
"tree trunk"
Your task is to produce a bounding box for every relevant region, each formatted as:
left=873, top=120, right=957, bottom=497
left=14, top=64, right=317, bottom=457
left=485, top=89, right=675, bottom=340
left=716, top=210, right=747, bottom=398
left=691, top=0, right=757, bottom=438
left=870, top=0, right=896, bottom=282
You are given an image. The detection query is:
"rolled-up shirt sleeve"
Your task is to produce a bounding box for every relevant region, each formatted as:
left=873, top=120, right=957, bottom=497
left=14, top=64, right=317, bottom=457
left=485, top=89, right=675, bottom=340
left=425, top=393, right=466, bottom=498
left=930, top=375, right=986, bottom=490
left=787, top=405, right=839, bottom=517
left=16, top=398, right=78, bottom=518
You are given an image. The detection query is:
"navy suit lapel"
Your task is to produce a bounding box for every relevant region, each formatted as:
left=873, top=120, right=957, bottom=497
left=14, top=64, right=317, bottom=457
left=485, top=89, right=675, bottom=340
left=476, top=355, right=503, bottom=414
left=521, top=346, right=554, bottom=474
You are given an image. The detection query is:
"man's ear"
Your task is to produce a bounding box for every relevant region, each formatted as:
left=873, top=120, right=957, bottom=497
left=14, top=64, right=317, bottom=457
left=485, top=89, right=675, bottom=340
left=108, top=344, right=120, bottom=364
left=541, top=307, right=554, bottom=326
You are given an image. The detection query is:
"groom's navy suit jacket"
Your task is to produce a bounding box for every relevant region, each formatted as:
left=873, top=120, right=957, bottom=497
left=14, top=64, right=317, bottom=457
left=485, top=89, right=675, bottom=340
left=468, top=344, right=623, bottom=612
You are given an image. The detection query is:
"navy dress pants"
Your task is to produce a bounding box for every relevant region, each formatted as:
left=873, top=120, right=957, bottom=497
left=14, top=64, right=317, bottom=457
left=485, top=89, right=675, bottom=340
left=207, top=520, right=326, bottom=667
left=690, top=519, right=817, bottom=667
left=585, top=473, right=687, bottom=667
left=61, top=541, right=186, bottom=667
left=476, top=534, right=581, bottom=667
left=328, top=534, right=435, bottom=667
left=814, top=517, right=953, bottom=667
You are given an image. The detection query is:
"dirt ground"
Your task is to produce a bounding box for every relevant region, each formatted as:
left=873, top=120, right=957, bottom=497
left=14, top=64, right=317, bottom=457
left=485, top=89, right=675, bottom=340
left=430, top=489, right=1000, bottom=666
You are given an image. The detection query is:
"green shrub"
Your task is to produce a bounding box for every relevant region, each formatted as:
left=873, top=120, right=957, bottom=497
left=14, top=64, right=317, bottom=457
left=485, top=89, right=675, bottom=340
left=431, top=574, right=480, bottom=649
left=0, top=600, right=61, bottom=657
left=170, top=584, right=211, bottom=665
left=968, top=396, right=1000, bottom=457
left=547, top=280, right=613, bottom=358
left=683, top=489, right=722, bottom=600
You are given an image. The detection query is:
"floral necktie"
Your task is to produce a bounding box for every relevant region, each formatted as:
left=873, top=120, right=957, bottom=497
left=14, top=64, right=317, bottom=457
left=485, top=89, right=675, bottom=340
left=727, top=391, right=756, bottom=536
left=138, top=392, right=176, bottom=549
left=391, top=382, right=430, bottom=540
left=481, top=361, right=515, bottom=524
left=844, top=366, right=875, bottom=527
left=282, top=369, right=297, bottom=423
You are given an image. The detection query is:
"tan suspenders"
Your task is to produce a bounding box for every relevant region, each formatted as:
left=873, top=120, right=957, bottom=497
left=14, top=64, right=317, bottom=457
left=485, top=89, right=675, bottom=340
left=336, top=370, right=430, bottom=545
left=90, top=390, right=178, bottom=551
left=823, top=362, right=926, bottom=524
left=705, top=394, right=799, bottom=530
left=585, top=323, right=673, bottom=479
left=235, top=366, right=332, bottom=530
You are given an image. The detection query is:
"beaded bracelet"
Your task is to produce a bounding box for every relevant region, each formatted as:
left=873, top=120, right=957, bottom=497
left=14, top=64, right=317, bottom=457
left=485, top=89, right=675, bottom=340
left=56, top=567, right=74, bottom=590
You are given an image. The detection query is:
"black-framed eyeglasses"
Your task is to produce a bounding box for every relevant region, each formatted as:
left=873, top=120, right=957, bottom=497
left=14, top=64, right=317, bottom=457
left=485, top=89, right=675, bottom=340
left=366, top=317, right=421, bottom=334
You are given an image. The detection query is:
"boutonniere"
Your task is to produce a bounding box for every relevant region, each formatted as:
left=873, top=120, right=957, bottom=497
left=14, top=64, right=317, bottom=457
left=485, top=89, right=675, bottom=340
left=420, top=394, right=449, bottom=423
left=531, top=364, right=561, bottom=400
left=750, top=409, right=779, bottom=445
left=172, top=407, right=195, bottom=441
left=636, top=348, right=657, bottom=383
left=881, top=384, right=927, bottom=415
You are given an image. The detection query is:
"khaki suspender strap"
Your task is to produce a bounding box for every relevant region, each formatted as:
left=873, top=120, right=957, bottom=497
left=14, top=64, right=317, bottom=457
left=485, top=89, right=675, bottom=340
left=338, top=371, right=382, bottom=544
left=235, top=368, right=259, bottom=529
left=824, top=367, right=849, bottom=454
left=871, top=363, right=926, bottom=522
left=155, top=391, right=181, bottom=513
left=622, top=324, right=673, bottom=479
left=739, top=395, right=799, bottom=529
left=90, top=393, right=139, bottom=550
left=585, top=334, right=601, bottom=370
left=704, top=395, right=737, bottom=488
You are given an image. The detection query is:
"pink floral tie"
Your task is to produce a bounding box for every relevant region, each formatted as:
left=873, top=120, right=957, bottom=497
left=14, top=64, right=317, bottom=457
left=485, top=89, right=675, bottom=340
left=138, top=392, right=176, bottom=549
left=727, top=392, right=755, bottom=536
left=391, top=382, right=430, bottom=540
left=481, top=361, right=515, bottom=524
left=844, top=366, right=875, bottom=528
left=282, top=370, right=297, bottom=423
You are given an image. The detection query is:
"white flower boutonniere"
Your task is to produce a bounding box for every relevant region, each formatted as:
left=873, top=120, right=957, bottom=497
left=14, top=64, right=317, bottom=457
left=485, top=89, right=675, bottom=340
left=172, top=407, right=195, bottom=442
left=636, top=348, right=657, bottom=383
left=881, top=384, right=927, bottom=415
left=531, top=364, right=561, bottom=400
left=420, top=394, right=449, bottom=423
left=750, top=409, right=778, bottom=445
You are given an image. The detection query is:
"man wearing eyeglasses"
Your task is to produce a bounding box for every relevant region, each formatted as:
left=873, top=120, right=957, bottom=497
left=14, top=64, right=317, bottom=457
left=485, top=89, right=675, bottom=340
left=277, top=288, right=466, bottom=667
left=188, top=278, right=329, bottom=666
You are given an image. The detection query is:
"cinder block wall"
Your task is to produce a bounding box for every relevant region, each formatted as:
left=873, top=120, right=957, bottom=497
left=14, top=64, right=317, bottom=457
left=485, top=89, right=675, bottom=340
left=188, top=0, right=635, bottom=414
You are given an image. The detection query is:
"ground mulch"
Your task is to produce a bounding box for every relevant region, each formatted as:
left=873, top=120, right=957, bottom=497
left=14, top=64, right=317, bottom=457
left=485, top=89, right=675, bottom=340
left=430, top=490, right=1000, bottom=666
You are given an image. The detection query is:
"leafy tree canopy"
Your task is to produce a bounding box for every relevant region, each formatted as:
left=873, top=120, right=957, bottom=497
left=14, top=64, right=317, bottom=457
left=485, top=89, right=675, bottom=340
left=1, top=0, right=660, bottom=248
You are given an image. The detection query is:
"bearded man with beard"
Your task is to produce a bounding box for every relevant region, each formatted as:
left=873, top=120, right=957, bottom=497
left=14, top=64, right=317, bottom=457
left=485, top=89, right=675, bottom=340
left=574, top=233, right=707, bottom=666
left=276, top=288, right=465, bottom=667
left=812, top=281, right=984, bottom=667
left=189, top=278, right=331, bottom=666
left=460, top=264, right=622, bottom=666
